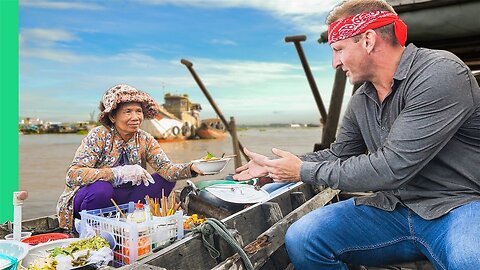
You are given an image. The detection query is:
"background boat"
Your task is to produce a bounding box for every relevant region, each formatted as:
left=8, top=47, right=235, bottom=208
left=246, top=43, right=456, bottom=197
left=196, top=118, right=227, bottom=139
left=141, top=93, right=201, bottom=141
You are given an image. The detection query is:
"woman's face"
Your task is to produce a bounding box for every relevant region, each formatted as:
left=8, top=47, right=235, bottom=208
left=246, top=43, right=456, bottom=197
left=110, top=102, right=144, bottom=140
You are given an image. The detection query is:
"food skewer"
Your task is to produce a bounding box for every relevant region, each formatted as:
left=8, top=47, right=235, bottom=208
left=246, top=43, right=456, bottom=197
left=110, top=198, right=127, bottom=219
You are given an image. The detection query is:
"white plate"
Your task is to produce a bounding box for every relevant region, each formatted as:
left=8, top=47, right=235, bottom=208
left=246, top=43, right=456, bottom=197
left=202, top=171, right=221, bottom=175
left=22, top=238, right=79, bottom=268
left=205, top=184, right=270, bottom=204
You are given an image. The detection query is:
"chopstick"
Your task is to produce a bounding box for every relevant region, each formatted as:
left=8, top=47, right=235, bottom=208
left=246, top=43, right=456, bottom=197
left=110, top=198, right=127, bottom=219
left=143, top=191, right=182, bottom=217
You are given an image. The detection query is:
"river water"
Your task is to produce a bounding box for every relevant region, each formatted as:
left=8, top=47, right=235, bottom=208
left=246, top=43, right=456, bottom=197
left=19, top=127, right=322, bottom=219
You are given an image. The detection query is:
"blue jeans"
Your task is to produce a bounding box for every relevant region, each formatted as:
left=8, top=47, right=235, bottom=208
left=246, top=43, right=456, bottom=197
left=285, top=198, right=480, bottom=270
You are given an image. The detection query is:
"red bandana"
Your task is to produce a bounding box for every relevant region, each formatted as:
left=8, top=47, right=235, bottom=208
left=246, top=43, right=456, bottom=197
left=328, top=11, right=407, bottom=46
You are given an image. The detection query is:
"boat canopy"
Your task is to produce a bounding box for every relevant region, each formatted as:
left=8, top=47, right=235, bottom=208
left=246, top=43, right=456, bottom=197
left=319, top=0, right=480, bottom=71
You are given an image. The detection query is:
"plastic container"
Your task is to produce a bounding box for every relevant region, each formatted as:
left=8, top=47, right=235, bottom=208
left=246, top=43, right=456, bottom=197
left=21, top=233, right=70, bottom=246
left=0, top=240, right=30, bottom=270
left=80, top=201, right=184, bottom=266
left=127, top=203, right=146, bottom=223
left=4, top=231, right=32, bottom=241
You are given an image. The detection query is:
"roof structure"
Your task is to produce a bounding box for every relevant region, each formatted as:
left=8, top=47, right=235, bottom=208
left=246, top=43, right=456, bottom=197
left=319, top=0, right=480, bottom=71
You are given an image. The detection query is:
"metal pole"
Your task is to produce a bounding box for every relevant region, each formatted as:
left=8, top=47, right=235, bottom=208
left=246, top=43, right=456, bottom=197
left=180, top=59, right=250, bottom=161
left=285, top=35, right=328, bottom=125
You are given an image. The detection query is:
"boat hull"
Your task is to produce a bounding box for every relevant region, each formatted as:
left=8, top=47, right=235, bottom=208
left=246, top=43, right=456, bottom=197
left=196, top=118, right=227, bottom=139
left=196, top=127, right=227, bottom=139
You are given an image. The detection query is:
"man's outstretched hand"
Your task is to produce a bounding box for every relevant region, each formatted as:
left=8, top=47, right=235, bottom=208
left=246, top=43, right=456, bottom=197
left=232, top=147, right=303, bottom=183
left=232, top=148, right=269, bottom=181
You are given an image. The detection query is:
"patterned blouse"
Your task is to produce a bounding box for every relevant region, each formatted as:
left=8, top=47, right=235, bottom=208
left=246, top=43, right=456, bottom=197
left=56, top=125, right=194, bottom=229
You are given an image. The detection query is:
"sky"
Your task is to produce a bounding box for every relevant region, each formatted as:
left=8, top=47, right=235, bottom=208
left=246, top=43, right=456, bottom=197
left=19, top=0, right=352, bottom=125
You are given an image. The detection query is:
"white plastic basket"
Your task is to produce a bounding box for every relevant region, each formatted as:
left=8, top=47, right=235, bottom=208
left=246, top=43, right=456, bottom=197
left=79, top=202, right=184, bottom=266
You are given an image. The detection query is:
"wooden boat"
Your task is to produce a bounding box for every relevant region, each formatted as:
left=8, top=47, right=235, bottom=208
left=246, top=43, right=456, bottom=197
left=4, top=2, right=475, bottom=269
left=141, top=93, right=202, bottom=141
left=196, top=118, right=227, bottom=140
left=0, top=184, right=434, bottom=270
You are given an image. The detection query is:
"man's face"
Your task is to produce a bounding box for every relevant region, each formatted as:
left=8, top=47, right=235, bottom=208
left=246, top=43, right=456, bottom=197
left=331, top=35, right=370, bottom=84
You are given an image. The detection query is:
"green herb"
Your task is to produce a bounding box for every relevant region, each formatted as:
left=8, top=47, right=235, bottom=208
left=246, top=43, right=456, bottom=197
left=205, top=152, right=215, bottom=160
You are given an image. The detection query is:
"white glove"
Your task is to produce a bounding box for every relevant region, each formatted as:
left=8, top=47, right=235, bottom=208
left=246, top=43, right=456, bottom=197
left=111, top=164, right=155, bottom=187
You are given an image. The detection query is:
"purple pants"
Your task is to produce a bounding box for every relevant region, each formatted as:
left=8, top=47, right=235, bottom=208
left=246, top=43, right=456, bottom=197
left=73, top=173, right=175, bottom=219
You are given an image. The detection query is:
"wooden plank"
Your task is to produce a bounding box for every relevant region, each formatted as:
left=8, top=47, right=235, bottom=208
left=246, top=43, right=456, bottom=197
left=140, top=234, right=220, bottom=269
left=0, top=215, right=62, bottom=239
left=215, top=229, right=244, bottom=262
left=289, top=192, right=306, bottom=210
left=118, top=264, right=167, bottom=270
left=187, top=195, right=234, bottom=220
left=140, top=183, right=323, bottom=269
left=221, top=184, right=316, bottom=245
left=260, top=202, right=289, bottom=269
left=212, top=188, right=340, bottom=270
left=261, top=203, right=283, bottom=227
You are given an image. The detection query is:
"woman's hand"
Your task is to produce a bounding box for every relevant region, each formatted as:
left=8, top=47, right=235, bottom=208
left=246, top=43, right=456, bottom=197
left=112, top=164, right=155, bottom=186
left=191, top=164, right=204, bottom=176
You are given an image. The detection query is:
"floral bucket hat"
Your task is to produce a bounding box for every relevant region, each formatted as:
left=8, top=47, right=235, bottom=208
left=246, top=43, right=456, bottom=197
left=98, top=84, right=158, bottom=127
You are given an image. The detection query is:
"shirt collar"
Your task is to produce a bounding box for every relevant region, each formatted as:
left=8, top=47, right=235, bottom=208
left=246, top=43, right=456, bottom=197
left=393, top=43, right=417, bottom=81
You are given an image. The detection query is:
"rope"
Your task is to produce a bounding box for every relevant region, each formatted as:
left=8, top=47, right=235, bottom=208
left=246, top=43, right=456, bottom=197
left=192, top=218, right=254, bottom=270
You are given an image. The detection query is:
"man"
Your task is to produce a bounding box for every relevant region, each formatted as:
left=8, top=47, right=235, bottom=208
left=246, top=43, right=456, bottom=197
left=233, top=0, right=480, bottom=269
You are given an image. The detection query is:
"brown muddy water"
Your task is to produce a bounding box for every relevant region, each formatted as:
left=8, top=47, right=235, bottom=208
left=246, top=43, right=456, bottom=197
left=19, top=127, right=322, bottom=219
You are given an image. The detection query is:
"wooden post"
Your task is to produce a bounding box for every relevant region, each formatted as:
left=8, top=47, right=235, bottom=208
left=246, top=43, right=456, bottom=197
left=317, top=68, right=347, bottom=151
left=180, top=59, right=250, bottom=162
left=230, top=116, right=242, bottom=168
left=285, top=35, right=327, bottom=125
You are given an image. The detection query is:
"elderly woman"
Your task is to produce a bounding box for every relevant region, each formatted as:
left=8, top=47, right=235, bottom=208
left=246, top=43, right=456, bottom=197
left=57, top=84, right=202, bottom=230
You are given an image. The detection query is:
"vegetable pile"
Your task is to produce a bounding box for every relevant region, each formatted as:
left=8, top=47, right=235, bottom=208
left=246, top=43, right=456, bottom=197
left=27, top=236, right=111, bottom=270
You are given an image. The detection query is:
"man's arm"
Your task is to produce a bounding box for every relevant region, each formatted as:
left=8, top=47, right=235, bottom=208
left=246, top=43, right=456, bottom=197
left=299, top=102, right=367, bottom=162
left=239, top=100, right=368, bottom=182
left=302, top=59, right=475, bottom=191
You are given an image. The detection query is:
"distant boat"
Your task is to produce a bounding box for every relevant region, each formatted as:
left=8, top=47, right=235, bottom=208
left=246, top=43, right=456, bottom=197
left=290, top=123, right=301, bottom=128
left=196, top=118, right=227, bottom=139
left=141, top=93, right=201, bottom=141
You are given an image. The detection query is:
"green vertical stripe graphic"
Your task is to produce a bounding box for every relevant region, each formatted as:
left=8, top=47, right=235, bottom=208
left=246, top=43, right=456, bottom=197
left=0, top=0, right=19, bottom=223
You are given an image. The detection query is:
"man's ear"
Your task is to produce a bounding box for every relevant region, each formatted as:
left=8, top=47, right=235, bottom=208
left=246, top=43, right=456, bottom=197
left=363, top=29, right=376, bottom=54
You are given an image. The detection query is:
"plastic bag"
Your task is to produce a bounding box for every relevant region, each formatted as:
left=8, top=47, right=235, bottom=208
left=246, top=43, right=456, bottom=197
left=55, top=247, right=113, bottom=270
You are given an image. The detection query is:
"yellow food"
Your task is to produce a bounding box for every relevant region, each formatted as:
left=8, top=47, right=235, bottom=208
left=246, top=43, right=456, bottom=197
left=27, top=256, right=57, bottom=270
left=183, top=214, right=206, bottom=229
left=202, top=152, right=220, bottom=161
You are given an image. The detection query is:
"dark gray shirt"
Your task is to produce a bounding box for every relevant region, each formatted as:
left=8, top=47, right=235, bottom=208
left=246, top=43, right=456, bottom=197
left=300, top=44, right=480, bottom=220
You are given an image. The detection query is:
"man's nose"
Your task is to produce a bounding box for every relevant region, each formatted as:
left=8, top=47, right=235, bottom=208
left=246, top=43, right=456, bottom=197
left=332, top=53, right=342, bottom=69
